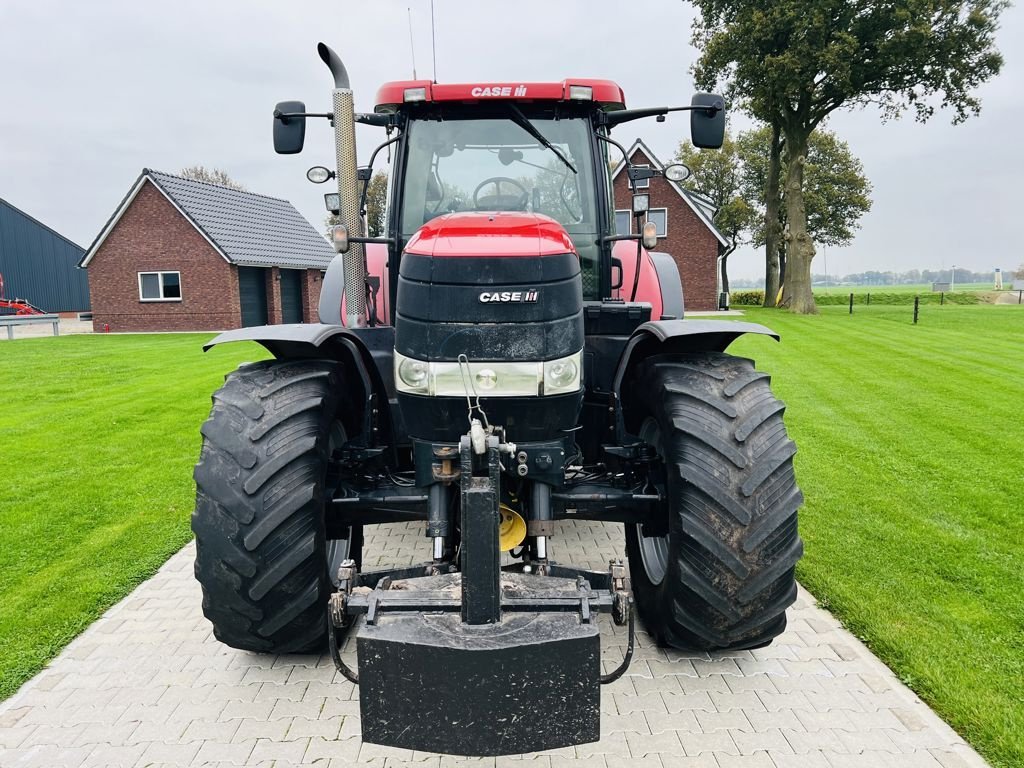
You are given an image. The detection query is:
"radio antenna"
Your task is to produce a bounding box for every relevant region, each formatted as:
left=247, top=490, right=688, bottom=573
left=430, top=0, right=438, bottom=82
left=407, top=7, right=418, bottom=79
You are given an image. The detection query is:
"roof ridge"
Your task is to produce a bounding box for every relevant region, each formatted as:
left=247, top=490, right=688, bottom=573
left=146, top=168, right=293, bottom=205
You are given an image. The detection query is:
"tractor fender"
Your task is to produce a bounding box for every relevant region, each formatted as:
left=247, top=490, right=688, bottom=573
left=648, top=253, right=684, bottom=319
left=612, top=319, right=779, bottom=435
left=204, top=323, right=401, bottom=447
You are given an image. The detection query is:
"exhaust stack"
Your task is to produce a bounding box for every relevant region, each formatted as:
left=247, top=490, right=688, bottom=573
left=318, top=42, right=366, bottom=328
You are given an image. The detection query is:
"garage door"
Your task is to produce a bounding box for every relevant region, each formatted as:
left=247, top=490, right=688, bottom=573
left=280, top=269, right=304, bottom=324
left=238, top=267, right=268, bottom=327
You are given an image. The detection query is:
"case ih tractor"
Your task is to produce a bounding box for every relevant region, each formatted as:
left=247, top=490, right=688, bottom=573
left=192, top=43, right=803, bottom=756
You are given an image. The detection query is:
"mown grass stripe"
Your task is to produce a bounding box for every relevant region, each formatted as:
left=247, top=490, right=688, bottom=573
left=732, top=305, right=1023, bottom=768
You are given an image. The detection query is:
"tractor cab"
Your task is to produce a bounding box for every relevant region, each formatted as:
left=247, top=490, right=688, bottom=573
left=376, top=80, right=626, bottom=300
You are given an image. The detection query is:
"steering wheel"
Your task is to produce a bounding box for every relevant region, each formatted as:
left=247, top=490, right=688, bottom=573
left=473, top=177, right=529, bottom=211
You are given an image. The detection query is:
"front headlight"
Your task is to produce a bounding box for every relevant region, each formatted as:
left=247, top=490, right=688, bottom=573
left=397, top=357, right=429, bottom=393
left=394, top=351, right=582, bottom=397
left=543, top=357, right=580, bottom=394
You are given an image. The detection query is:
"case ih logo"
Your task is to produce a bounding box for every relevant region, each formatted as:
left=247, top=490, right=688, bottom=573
left=471, top=85, right=528, bottom=98
left=479, top=290, right=539, bottom=303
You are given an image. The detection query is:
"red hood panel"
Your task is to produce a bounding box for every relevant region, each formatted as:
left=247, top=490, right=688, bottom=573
left=404, top=212, right=577, bottom=258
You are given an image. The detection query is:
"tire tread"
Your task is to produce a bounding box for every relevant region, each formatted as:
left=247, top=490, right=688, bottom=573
left=626, top=352, right=803, bottom=651
left=192, top=360, right=342, bottom=654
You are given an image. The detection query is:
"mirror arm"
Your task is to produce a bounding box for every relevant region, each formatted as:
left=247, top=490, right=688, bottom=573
left=601, top=104, right=722, bottom=128
left=348, top=236, right=396, bottom=246
left=594, top=131, right=637, bottom=194
left=273, top=110, right=394, bottom=127
left=358, top=134, right=401, bottom=217
left=601, top=234, right=641, bottom=244
left=356, top=112, right=398, bottom=127
left=274, top=110, right=333, bottom=123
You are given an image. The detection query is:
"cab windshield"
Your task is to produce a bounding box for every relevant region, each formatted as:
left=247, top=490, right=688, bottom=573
left=400, top=113, right=602, bottom=296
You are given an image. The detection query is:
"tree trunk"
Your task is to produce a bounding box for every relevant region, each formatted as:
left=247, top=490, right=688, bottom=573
left=781, top=126, right=817, bottom=314
left=763, top=124, right=783, bottom=307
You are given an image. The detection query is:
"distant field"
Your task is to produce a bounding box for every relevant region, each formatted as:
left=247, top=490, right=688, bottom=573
left=732, top=304, right=1024, bottom=768
left=0, top=334, right=268, bottom=700
left=815, top=281, right=997, bottom=294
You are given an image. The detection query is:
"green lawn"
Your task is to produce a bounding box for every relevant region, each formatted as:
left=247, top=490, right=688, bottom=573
left=1, top=308, right=1022, bottom=765
left=732, top=304, right=1024, bottom=768
left=0, top=334, right=267, bottom=700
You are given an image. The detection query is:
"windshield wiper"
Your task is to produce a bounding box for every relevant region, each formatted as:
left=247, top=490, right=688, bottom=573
left=506, top=103, right=577, bottom=175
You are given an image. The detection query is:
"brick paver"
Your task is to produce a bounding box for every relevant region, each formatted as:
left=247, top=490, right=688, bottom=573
left=0, top=521, right=988, bottom=767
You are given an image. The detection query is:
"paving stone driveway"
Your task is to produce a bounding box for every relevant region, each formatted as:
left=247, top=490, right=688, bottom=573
left=0, top=521, right=986, bottom=768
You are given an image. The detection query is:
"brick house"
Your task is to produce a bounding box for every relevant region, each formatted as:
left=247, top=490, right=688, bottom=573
left=612, top=140, right=727, bottom=311
left=80, top=169, right=334, bottom=332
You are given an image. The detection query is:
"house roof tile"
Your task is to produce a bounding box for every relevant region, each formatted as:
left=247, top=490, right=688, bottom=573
left=81, top=169, right=334, bottom=269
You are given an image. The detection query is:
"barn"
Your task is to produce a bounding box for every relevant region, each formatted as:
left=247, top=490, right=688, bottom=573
left=79, top=169, right=334, bottom=332
left=612, top=139, right=727, bottom=312
left=0, top=197, right=89, bottom=315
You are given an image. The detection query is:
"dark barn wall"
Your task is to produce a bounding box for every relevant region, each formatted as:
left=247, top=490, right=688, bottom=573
left=0, top=198, right=89, bottom=312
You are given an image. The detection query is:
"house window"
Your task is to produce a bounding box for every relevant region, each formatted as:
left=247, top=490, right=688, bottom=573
left=614, top=210, right=632, bottom=236
left=632, top=164, right=651, bottom=189
left=647, top=208, right=668, bottom=238
left=138, top=271, right=182, bottom=301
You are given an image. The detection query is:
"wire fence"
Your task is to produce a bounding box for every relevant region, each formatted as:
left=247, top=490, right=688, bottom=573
left=731, top=289, right=1024, bottom=324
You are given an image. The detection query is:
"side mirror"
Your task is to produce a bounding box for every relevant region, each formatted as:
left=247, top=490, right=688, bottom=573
left=273, top=100, right=307, bottom=154
left=690, top=93, right=726, bottom=149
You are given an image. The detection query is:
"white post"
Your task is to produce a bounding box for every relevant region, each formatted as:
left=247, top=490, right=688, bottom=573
left=951, top=264, right=956, bottom=293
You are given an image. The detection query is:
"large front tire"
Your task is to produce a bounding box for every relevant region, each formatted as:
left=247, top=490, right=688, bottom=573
left=625, top=352, right=804, bottom=650
left=192, top=359, right=357, bottom=654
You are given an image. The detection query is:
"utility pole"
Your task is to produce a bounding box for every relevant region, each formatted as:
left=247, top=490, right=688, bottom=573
left=951, top=264, right=956, bottom=293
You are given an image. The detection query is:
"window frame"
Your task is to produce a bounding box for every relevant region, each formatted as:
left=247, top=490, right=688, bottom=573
left=138, top=271, right=183, bottom=302
left=646, top=208, right=668, bottom=238
left=614, top=209, right=633, bottom=236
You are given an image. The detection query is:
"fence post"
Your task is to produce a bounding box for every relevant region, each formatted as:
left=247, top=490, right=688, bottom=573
left=849, top=293, right=854, bottom=315
left=1019, top=290, right=1022, bottom=305
left=940, top=292, right=945, bottom=306
left=867, top=293, right=871, bottom=306
left=914, top=295, right=920, bottom=324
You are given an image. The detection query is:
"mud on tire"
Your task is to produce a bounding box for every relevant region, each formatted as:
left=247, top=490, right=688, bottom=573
left=625, top=352, right=804, bottom=650
left=192, top=359, right=354, bottom=654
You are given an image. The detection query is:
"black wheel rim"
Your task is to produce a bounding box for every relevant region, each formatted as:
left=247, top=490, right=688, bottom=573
left=637, top=417, right=669, bottom=587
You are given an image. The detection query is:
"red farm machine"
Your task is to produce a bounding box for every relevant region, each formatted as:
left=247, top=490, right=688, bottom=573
left=0, top=273, right=45, bottom=315
left=192, top=43, right=803, bottom=756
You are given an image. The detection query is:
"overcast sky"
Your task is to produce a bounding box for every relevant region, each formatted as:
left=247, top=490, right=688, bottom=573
left=1, top=0, right=1021, bottom=280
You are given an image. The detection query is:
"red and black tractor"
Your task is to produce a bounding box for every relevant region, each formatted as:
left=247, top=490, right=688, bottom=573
left=192, top=43, right=803, bottom=756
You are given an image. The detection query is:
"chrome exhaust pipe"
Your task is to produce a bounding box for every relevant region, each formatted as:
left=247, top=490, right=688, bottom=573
left=318, top=42, right=366, bottom=328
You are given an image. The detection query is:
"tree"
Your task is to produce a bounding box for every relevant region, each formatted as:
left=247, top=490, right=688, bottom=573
left=763, top=124, right=784, bottom=306
left=327, top=170, right=388, bottom=236
left=179, top=166, right=245, bottom=191
left=364, top=171, right=388, bottom=237
left=693, top=0, right=1006, bottom=313
left=675, top=133, right=756, bottom=294
left=732, top=125, right=784, bottom=303
left=737, top=125, right=872, bottom=277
